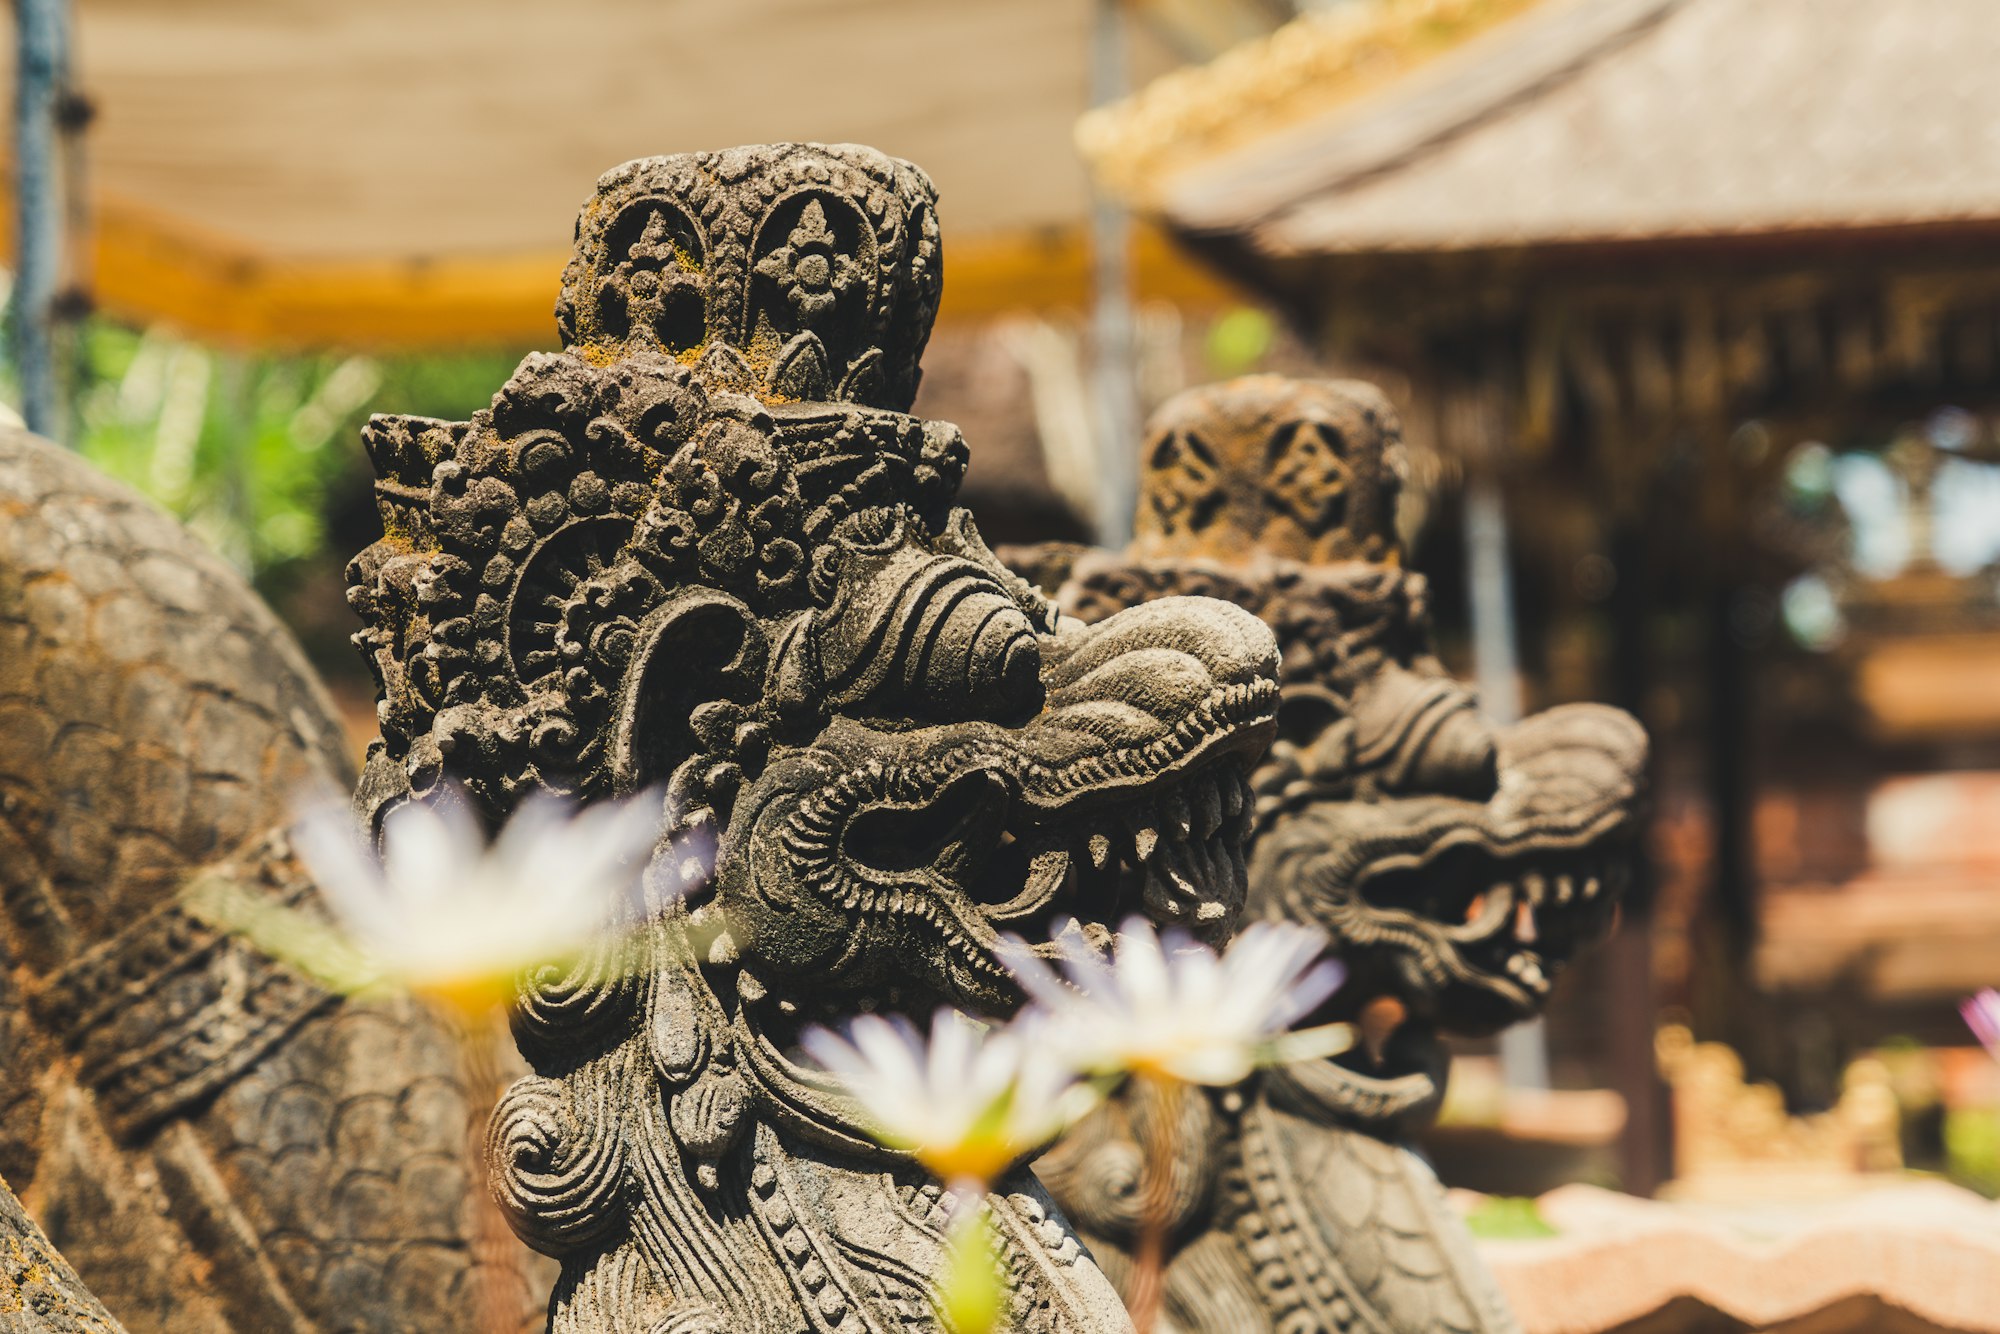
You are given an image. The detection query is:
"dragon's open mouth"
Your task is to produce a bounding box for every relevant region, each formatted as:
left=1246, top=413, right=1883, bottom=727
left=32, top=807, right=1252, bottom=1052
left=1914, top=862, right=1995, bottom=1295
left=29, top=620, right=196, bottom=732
left=819, top=677, right=1277, bottom=946
left=764, top=674, right=1275, bottom=1020
left=731, top=593, right=1282, bottom=1016
left=1355, top=838, right=1629, bottom=1005
left=977, top=757, right=1259, bottom=948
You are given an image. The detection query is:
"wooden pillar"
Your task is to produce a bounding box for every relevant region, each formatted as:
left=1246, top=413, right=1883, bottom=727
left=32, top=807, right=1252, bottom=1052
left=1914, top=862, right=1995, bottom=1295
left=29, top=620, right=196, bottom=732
left=1703, top=575, right=1756, bottom=961
left=1687, top=298, right=1758, bottom=974
left=1605, top=510, right=1669, bottom=1196
left=1571, top=308, right=1673, bottom=1195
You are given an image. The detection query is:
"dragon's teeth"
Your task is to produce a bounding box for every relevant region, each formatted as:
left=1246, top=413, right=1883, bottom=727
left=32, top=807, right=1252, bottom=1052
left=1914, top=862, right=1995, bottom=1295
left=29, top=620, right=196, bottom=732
left=1221, top=774, right=1246, bottom=817
left=1194, top=779, right=1224, bottom=839
left=1132, top=825, right=1160, bottom=863
left=1140, top=855, right=1199, bottom=921
left=1161, top=787, right=1191, bottom=840
left=1024, top=848, right=1071, bottom=899
left=1087, top=832, right=1112, bottom=870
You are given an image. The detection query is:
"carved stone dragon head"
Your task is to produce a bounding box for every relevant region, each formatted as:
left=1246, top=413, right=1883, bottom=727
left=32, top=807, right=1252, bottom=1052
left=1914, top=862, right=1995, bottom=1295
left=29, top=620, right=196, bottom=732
left=1049, top=374, right=1646, bottom=1040
left=347, top=144, right=1278, bottom=1331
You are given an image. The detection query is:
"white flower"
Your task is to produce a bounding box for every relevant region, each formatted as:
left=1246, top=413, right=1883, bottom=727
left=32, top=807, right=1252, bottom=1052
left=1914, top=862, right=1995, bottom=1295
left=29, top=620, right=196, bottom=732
left=1001, top=915, right=1349, bottom=1087
left=800, top=1009, right=1092, bottom=1195
left=191, top=785, right=669, bottom=1016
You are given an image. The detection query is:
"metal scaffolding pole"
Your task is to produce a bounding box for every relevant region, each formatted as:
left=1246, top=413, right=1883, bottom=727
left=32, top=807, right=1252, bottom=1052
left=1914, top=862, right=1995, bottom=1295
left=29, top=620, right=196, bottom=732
left=1089, top=0, right=1140, bottom=547
left=13, top=0, right=69, bottom=441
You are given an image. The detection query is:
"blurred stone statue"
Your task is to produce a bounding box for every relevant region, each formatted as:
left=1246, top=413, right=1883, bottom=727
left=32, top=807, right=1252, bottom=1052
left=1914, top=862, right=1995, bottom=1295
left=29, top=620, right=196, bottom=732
left=0, top=1173, right=124, bottom=1333
left=1017, top=376, right=1648, bottom=1334
left=0, top=425, right=543, bottom=1330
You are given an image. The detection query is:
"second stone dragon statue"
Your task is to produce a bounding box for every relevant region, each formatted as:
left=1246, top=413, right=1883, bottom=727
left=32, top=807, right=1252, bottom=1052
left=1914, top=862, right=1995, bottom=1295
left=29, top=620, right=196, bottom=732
left=1019, top=375, right=1647, bottom=1334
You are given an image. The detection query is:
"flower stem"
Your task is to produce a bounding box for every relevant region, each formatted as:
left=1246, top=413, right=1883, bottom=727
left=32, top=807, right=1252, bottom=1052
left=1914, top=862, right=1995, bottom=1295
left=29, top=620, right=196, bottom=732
left=1126, top=1075, right=1182, bottom=1334
left=454, top=1004, right=522, bottom=1334
left=939, top=1184, right=1004, bottom=1334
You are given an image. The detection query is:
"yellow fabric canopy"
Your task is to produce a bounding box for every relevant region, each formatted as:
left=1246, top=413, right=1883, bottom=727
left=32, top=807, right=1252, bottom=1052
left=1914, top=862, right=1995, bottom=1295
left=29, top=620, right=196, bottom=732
left=12, top=0, right=1237, bottom=348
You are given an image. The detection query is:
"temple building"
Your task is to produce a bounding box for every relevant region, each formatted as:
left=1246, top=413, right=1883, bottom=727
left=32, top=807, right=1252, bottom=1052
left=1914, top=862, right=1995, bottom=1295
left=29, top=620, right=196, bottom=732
left=1081, top=0, right=2000, bottom=1191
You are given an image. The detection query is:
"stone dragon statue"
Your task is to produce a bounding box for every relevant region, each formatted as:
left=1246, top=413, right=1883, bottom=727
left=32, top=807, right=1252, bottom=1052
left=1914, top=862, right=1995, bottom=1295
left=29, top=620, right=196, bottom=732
left=341, top=143, right=1284, bottom=1333
left=1017, top=376, right=1648, bottom=1334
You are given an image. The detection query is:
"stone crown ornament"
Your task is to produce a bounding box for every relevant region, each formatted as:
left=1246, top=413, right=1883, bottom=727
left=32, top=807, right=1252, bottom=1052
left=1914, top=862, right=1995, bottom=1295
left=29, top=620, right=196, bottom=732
left=556, top=143, right=942, bottom=411
left=1135, top=374, right=1404, bottom=566
left=348, top=145, right=1282, bottom=1333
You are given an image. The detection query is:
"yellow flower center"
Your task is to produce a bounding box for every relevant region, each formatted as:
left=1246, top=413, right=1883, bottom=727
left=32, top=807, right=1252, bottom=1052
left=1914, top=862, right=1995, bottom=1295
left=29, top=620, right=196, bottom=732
left=412, top=970, right=516, bottom=1021
left=914, top=1137, right=1019, bottom=1188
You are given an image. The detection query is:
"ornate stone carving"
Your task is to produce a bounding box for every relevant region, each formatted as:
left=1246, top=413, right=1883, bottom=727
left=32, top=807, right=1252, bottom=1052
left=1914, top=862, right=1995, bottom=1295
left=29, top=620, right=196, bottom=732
left=1018, top=376, right=1647, bottom=1334
left=0, top=429, right=543, bottom=1330
left=347, top=145, right=1282, bottom=1332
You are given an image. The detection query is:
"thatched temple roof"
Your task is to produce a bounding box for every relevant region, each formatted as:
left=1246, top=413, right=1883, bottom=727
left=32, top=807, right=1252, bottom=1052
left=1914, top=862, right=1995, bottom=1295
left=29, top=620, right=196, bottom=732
left=1078, top=0, right=2000, bottom=477
left=1089, top=0, right=2000, bottom=256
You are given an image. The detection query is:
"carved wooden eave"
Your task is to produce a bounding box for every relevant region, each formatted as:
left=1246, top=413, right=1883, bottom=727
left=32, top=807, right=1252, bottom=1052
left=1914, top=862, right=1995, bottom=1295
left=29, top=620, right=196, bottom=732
left=1085, top=0, right=2000, bottom=476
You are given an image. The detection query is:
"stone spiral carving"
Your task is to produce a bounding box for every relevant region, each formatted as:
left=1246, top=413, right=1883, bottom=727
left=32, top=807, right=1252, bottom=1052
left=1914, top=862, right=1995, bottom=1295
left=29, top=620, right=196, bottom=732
left=1019, top=375, right=1648, bottom=1334
left=511, top=926, right=646, bottom=1062
left=488, top=1068, right=631, bottom=1257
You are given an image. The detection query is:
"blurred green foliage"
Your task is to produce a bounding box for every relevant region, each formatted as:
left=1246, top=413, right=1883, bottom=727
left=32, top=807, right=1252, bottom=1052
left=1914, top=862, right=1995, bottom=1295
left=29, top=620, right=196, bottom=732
left=1459, top=1194, right=1558, bottom=1240
left=1945, top=1106, right=2000, bottom=1197
left=54, top=319, right=531, bottom=592
left=1205, top=305, right=1277, bottom=378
